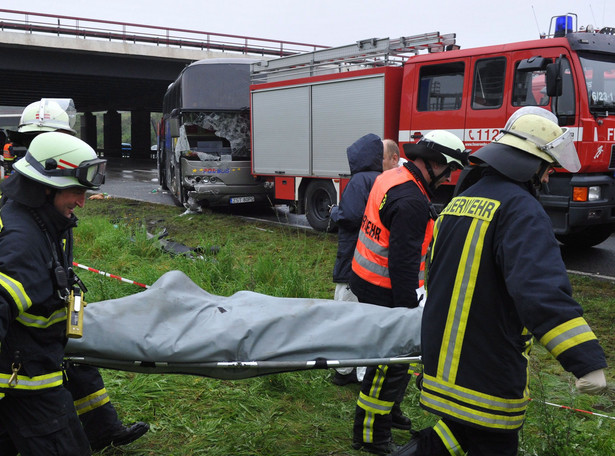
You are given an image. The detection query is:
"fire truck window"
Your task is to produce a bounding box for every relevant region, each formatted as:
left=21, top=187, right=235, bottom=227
left=472, top=58, right=506, bottom=109
left=552, top=59, right=576, bottom=120
left=417, top=62, right=465, bottom=111
left=513, top=65, right=550, bottom=107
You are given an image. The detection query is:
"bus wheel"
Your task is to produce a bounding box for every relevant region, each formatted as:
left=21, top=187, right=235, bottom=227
left=556, top=224, right=613, bottom=248
left=158, top=151, right=168, bottom=190
left=170, top=163, right=186, bottom=207
left=305, top=180, right=338, bottom=232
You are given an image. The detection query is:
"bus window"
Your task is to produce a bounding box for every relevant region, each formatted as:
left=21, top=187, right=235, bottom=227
left=417, top=62, right=465, bottom=111
left=472, top=57, right=506, bottom=109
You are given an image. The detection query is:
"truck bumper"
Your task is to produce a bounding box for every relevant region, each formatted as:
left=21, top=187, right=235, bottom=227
left=539, top=173, right=615, bottom=235
left=181, top=158, right=271, bottom=207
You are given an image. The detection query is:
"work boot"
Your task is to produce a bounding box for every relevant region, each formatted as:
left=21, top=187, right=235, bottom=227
left=352, top=440, right=401, bottom=455
left=391, top=403, right=412, bottom=430
left=390, top=438, right=419, bottom=456
left=90, top=421, right=150, bottom=451
left=332, top=369, right=360, bottom=386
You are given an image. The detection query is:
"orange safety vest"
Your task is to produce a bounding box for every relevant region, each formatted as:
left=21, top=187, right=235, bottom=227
left=3, top=142, right=14, bottom=161
left=352, top=166, right=434, bottom=289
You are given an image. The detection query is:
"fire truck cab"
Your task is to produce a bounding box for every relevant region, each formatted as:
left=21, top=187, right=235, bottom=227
left=398, top=14, right=615, bottom=247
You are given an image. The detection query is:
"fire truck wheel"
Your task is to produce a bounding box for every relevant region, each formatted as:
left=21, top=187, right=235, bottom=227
left=305, top=180, right=338, bottom=233
left=555, top=224, right=613, bottom=248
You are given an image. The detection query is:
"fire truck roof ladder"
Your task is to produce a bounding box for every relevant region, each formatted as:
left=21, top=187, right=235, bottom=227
left=251, top=32, right=456, bottom=82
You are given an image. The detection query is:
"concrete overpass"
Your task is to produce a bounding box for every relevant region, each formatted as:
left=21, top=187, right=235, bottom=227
left=0, top=9, right=326, bottom=158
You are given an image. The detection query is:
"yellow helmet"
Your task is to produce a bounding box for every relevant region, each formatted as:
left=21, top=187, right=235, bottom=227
left=13, top=132, right=106, bottom=189
left=494, top=107, right=580, bottom=172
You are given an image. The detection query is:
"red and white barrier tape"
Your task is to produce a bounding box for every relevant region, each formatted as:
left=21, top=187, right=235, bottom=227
left=72, top=262, right=150, bottom=289
left=535, top=399, right=615, bottom=421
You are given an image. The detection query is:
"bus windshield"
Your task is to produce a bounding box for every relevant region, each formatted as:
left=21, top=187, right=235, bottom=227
left=579, top=52, right=615, bottom=113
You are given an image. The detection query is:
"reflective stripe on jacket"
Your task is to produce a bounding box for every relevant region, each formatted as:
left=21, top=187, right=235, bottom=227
left=420, top=173, right=607, bottom=432
left=0, top=199, right=75, bottom=390
left=352, top=166, right=433, bottom=288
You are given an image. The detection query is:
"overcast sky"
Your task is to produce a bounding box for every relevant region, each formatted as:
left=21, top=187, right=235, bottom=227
left=1, top=1, right=612, bottom=50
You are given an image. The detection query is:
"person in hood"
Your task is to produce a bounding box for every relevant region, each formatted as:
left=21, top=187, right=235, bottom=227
left=330, top=134, right=399, bottom=387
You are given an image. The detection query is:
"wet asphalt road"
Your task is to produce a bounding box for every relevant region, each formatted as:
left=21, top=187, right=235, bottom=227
left=99, top=158, right=311, bottom=229
left=100, top=158, right=615, bottom=280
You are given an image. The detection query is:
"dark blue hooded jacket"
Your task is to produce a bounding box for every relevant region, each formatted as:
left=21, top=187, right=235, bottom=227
left=331, top=133, right=383, bottom=283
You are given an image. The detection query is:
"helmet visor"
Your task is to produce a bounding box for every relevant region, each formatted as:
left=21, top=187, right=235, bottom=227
left=541, top=128, right=580, bottom=173
left=25, top=153, right=106, bottom=188
left=74, top=158, right=107, bottom=187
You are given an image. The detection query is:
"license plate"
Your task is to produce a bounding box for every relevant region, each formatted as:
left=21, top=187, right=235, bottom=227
left=230, top=196, right=255, bottom=204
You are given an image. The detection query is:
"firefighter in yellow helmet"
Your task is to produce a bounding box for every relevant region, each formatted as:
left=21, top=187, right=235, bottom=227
left=0, top=133, right=103, bottom=455
left=2, top=99, right=150, bottom=452
left=392, top=107, right=607, bottom=456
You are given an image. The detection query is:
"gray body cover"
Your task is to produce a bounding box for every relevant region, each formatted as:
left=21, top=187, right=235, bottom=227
left=66, top=270, right=422, bottom=379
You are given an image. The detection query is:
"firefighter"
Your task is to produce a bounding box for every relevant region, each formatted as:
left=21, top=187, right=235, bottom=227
left=5, top=99, right=149, bottom=451
left=350, top=131, right=469, bottom=455
left=2, top=140, right=15, bottom=177
left=392, top=107, right=608, bottom=456
left=0, top=133, right=106, bottom=454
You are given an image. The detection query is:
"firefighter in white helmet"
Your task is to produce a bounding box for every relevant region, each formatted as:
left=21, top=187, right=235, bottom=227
left=4, top=99, right=78, bottom=177
left=3, top=99, right=150, bottom=452
left=19, top=98, right=78, bottom=135
left=350, top=130, right=469, bottom=455
left=393, top=107, right=607, bottom=456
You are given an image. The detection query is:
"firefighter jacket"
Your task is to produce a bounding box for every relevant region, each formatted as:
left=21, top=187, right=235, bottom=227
left=420, top=171, right=607, bottom=432
left=351, top=162, right=434, bottom=308
left=0, top=198, right=76, bottom=398
left=331, top=134, right=382, bottom=283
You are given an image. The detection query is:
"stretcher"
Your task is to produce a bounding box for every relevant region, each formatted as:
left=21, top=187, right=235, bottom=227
left=65, top=270, right=422, bottom=379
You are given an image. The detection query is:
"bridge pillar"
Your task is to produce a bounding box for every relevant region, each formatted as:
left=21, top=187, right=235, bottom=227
left=130, top=110, right=151, bottom=159
left=80, top=112, right=97, bottom=153
left=103, top=110, right=122, bottom=158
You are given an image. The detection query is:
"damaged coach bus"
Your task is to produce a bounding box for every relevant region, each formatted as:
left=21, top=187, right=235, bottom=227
left=157, top=58, right=270, bottom=209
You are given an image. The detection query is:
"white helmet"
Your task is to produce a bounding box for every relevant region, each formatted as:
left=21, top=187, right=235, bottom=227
left=13, top=132, right=106, bottom=189
left=403, top=130, right=469, bottom=170
left=18, top=99, right=77, bottom=135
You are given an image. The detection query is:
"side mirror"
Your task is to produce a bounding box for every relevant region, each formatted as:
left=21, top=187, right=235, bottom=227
left=546, top=58, right=563, bottom=97
left=169, top=118, right=180, bottom=138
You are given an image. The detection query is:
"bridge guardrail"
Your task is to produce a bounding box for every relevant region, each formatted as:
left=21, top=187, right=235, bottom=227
left=0, top=8, right=328, bottom=57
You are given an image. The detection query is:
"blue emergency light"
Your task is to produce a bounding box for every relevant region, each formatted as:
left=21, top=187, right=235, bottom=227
left=554, top=15, right=574, bottom=37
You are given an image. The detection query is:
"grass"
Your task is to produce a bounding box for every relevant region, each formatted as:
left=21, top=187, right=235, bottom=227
left=72, top=197, right=615, bottom=455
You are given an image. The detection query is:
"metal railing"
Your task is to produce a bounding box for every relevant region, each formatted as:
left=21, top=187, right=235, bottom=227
left=0, top=9, right=328, bottom=57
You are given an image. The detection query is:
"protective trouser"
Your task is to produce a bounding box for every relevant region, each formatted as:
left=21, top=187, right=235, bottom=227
left=0, top=386, right=91, bottom=456
left=403, top=419, right=519, bottom=456
left=354, top=363, right=412, bottom=445
left=64, top=363, right=123, bottom=443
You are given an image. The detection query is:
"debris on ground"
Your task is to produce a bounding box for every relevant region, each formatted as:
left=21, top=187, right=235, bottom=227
left=146, top=228, right=220, bottom=260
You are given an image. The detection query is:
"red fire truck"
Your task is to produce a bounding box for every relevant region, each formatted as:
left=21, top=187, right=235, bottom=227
left=250, top=14, right=615, bottom=247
